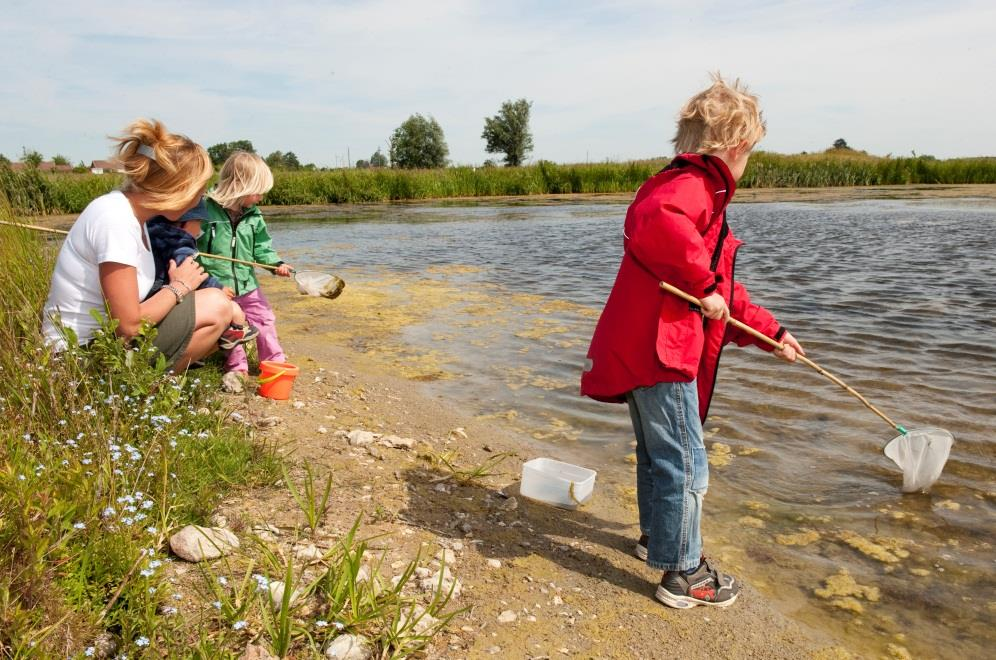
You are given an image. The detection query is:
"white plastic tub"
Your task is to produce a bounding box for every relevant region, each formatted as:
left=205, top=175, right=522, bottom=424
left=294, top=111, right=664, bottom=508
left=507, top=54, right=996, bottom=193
left=520, top=458, right=597, bottom=509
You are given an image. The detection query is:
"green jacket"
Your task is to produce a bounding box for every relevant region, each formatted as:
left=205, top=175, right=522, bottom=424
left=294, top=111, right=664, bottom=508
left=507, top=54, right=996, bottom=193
left=196, top=197, right=283, bottom=296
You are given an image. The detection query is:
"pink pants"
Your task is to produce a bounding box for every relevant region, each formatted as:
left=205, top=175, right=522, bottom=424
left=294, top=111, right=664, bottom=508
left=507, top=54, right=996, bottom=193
left=224, top=286, right=286, bottom=373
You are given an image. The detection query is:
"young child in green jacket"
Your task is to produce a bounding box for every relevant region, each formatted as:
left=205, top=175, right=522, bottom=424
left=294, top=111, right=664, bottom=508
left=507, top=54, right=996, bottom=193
left=196, top=152, right=293, bottom=391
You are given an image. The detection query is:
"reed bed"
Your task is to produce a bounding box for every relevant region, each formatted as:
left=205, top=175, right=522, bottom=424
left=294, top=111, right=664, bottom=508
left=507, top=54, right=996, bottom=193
left=4, top=152, right=995, bottom=216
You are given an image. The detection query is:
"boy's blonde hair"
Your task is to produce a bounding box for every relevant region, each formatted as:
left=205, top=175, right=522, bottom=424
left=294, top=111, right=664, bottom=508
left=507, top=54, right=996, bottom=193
left=672, top=73, right=766, bottom=155
left=208, top=151, right=274, bottom=209
left=113, top=119, right=213, bottom=211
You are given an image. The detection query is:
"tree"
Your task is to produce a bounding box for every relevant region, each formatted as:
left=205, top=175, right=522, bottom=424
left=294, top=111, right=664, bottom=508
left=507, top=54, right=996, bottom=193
left=355, top=159, right=371, bottom=169
left=265, top=150, right=301, bottom=170
left=369, top=149, right=388, bottom=168
left=389, top=114, right=448, bottom=169
left=21, top=148, right=43, bottom=168
left=265, top=150, right=285, bottom=169
left=282, top=151, right=300, bottom=170
left=0, top=154, right=9, bottom=166
left=52, top=154, right=70, bottom=166
left=832, top=138, right=849, bottom=150
left=208, top=140, right=255, bottom=166
left=482, top=99, right=534, bottom=167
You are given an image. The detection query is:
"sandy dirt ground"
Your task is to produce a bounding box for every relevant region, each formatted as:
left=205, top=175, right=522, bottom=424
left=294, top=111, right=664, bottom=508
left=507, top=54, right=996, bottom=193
left=198, top=283, right=859, bottom=660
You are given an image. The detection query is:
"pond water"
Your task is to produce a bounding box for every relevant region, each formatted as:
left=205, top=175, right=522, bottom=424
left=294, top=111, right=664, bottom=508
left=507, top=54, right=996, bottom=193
left=272, top=197, right=995, bottom=658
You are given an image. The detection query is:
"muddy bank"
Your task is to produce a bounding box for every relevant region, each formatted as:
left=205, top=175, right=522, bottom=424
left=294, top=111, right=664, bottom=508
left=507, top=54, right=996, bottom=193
left=25, top=183, right=996, bottom=230
left=203, top=279, right=857, bottom=659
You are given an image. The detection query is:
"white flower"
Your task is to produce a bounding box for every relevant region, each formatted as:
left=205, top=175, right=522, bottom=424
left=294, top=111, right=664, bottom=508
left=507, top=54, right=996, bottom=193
left=232, top=620, right=247, bottom=630
left=73, top=522, right=86, bottom=530
left=315, top=620, right=329, bottom=628
left=84, top=647, right=95, bottom=657
left=140, top=569, right=154, bottom=578
left=135, top=636, right=149, bottom=647
left=102, top=507, right=116, bottom=518
left=212, top=600, right=222, bottom=610
left=217, top=576, right=229, bottom=586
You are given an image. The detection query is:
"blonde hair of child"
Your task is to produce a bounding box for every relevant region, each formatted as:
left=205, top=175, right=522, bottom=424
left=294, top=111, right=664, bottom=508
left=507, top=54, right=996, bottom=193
left=672, top=73, right=766, bottom=155
left=208, top=151, right=274, bottom=209
left=113, top=119, right=213, bottom=211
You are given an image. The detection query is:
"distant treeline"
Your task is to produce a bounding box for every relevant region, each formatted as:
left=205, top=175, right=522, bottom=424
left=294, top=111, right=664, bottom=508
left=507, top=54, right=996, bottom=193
left=3, top=151, right=995, bottom=216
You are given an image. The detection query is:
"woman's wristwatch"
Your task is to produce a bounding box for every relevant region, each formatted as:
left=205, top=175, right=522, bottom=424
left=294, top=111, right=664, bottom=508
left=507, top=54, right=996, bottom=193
left=163, top=284, right=184, bottom=304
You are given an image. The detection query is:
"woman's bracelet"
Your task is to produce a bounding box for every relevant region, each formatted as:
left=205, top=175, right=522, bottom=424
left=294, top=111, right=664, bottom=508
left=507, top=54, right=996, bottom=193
left=163, top=284, right=184, bottom=304
left=173, top=280, right=192, bottom=294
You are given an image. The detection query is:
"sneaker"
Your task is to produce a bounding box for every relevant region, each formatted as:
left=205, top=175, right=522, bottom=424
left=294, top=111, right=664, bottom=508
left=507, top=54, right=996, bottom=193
left=220, top=371, right=248, bottom=394
left=634, top=534, right=649, bottom=561
left=218, top=323, right=260, bottom=350
left=655, top=558, right=740, bottom=609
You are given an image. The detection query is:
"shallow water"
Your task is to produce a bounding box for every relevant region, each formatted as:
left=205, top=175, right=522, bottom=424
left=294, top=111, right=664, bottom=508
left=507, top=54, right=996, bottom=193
left=273, top=198, right=995, bottom=657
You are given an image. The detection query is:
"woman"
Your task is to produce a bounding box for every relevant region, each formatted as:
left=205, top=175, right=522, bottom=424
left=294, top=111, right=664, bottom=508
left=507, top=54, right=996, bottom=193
left=42, top=119, right=232, bottom=370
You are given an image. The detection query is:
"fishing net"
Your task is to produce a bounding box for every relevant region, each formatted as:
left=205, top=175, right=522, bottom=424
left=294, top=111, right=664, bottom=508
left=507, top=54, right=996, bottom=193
left=883, top=428, right=954, bottom=493
left=294, top=270, right=345, bottom=300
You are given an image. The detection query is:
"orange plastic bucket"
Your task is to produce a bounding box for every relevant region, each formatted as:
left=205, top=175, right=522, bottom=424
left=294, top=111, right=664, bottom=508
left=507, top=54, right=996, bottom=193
left=257, top=361, right=299, bottom=400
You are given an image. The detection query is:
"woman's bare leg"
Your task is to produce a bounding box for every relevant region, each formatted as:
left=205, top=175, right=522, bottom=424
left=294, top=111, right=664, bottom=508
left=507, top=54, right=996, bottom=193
left=174, top=288, right=232, bottom=370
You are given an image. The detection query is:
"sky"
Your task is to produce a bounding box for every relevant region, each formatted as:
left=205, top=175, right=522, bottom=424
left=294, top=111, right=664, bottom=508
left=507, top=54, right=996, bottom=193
left=1, top=0, right=994, bottom=167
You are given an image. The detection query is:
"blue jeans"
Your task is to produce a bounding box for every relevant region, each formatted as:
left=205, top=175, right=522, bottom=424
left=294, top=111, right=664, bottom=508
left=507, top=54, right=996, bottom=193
left=626, top=380, right=708, bottom=572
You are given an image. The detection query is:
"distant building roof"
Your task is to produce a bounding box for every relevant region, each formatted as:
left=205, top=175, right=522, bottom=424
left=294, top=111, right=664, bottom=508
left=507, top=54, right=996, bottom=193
left=90, top=159, right=124, bottom=171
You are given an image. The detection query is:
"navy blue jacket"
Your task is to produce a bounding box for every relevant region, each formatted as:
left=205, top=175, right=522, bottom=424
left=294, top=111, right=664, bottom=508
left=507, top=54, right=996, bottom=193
left=146, top=217, right=223, bottom=299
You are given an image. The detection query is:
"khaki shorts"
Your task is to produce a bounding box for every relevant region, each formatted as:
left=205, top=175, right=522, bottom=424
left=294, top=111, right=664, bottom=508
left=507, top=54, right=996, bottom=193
left=152, top=295, right=196, bottom=368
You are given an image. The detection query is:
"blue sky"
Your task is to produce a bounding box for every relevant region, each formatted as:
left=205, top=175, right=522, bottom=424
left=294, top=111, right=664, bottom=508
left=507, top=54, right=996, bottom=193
left=1, top=0, right=993, bottom=167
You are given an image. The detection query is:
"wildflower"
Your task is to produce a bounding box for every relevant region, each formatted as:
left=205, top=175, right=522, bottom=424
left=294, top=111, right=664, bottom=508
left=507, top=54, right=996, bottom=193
left=217, top=576, right=229, bottom=586
left=18, top=475, right=25, bottom=481
left=334, top=621, right=345, bottom=631
left=146, top=526, right=158, bottom=535
left=84, top=647, right=95, bottom=657
left=81, top=458, right=92, bottom=465
left=122, top=516, right=133, bottom=525
left=212, top=600, right=222, bottom=610
left=135, top=636, right=149, bottom=647
left=148, top=587, right=156, bottom=594
left=232, top=620, right=248, bottom=630
left=252, top=574, right=269, bottom=591
left=142, top=500, right=154, bottom=510
left=162, top=606, right=177, bottom=615
left=73, top=522, right=86, bottom=530
left=172, top=593, right=183, bottom=601
left=140, top=569, right=154, bottom=578
left=315, top=620, right=329, bottom=628
left=22, top=433, right=30, bottom=441
left=102, top=506, right=116, bottom=518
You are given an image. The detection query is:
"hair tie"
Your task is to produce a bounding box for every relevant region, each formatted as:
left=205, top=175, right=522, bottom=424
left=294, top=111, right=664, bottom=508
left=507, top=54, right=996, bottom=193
left=136, top=144, right=157, bottom=162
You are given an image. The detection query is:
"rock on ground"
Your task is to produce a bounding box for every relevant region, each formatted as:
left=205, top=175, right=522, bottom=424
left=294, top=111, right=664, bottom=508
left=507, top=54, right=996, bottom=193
left=325, top=633, right=373, bottom=660
left=169, top=526, right=239, bottom=562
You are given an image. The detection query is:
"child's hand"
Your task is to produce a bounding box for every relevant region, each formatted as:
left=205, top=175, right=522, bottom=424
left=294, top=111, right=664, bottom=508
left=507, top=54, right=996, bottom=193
left=774, top=331, right=805, bottom=362
left=699, top=293, right=730, bottom=321
left=274, top=264, right=293, bottom=277
left=222, top=286, right=236, bottom=299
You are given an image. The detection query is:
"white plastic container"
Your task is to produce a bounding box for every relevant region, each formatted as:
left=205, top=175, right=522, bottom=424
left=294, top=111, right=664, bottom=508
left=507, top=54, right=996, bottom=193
left=520, top=458, right=597, bottom=509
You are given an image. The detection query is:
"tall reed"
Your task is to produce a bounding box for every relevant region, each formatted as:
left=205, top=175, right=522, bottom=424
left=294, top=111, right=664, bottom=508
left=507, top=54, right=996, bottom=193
left=8, top=153, right=993, bottom=216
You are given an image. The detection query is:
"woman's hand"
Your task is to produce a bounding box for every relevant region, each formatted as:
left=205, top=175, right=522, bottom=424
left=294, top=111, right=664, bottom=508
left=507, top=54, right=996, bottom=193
left=774, top=331, right=805, bottom=362
left=699, top=292, right=730, bottom=321
left=168, top=258, right=208, bottom=293
left=274, top=263, right=293, bottom=277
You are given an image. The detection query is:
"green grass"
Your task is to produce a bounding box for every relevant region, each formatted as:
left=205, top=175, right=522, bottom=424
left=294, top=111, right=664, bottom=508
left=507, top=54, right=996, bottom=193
left=7, top=151, right=994, bottom=217
left=0, top=188, right=459, bottom=657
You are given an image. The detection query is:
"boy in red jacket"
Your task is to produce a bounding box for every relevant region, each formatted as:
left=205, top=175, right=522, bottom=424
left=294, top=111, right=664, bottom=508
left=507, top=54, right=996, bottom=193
left=581, top=75, right=804, bottom=609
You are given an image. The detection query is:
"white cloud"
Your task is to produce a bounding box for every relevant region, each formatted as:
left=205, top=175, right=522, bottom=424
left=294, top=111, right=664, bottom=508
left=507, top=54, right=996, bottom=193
left=1, top=0, right=993, bottom=165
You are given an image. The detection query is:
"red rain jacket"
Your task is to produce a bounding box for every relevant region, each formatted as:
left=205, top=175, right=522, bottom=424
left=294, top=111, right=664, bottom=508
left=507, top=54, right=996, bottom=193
left=580, top=153, right=785, bottom=421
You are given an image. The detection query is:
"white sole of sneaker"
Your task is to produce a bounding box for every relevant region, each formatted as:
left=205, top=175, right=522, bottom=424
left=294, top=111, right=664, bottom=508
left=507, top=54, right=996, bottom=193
left=654, top=585, right=739, bottom=609
left=634, top=543, right=648, bottom=561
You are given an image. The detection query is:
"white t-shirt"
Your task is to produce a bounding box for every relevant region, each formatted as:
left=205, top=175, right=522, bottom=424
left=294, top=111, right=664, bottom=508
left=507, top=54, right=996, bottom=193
left=42, top=191, right=156, bottom=347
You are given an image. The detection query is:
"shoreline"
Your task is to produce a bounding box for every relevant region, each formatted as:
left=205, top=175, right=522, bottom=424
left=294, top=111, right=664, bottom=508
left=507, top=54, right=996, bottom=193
left=24, top=183, right=996, bottom=230
left=207, top=281, right=854, bottom=658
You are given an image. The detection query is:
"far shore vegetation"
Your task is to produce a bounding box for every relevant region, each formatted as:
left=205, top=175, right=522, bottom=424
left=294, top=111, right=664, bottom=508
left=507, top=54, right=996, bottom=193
left=3, top=146, right=996, bottom=217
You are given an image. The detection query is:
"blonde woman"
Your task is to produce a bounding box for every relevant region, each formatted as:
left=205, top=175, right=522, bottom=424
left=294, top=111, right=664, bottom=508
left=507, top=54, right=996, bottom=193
left=197, top=152, right=292, bottom=392
left=43, top=119, right=233, bottom=370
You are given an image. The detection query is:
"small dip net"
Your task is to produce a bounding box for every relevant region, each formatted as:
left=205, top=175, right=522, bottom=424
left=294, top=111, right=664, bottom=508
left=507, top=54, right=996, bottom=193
left=294, top=270, right=345, bottom=299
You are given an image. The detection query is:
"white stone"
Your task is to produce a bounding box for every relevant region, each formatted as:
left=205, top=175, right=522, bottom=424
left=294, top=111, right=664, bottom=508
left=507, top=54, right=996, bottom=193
left=324, top=634, right=373, bottom=660
left=486, top=559, right=502, bottom=569
left=347, top=429, right=376, bottom=446
left=497, top=610, right=517, bottom=624
left=434, top=549, right=458, bottom=565
left=449, top=427, right=468, bottom=440
left=169, top=526, right=239, bottom=562
left=293, top=400, right=306, bottom=409
left=317, top=426, right=328, bottom=434
left=240, top=643, right=278, bottom=660
left=398, top=605, right=439, bottom=635
left=552, top=595, right=564, bottom=606
left=256, top=416, right=282, bottom=428
left=268, top=580, right=302, bottom=611
left=381, top=435, right=416, bottom=450
left=294, top=543, right=324, bottom=562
